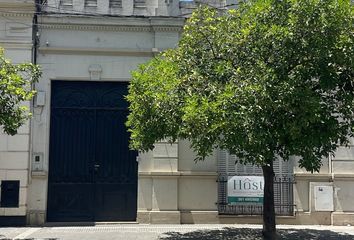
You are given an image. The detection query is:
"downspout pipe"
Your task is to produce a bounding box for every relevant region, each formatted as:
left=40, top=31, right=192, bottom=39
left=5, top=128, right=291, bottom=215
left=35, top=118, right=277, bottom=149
left=29, top=0, right=41, bottom=186
left=32, top=0, right=41, bottom=65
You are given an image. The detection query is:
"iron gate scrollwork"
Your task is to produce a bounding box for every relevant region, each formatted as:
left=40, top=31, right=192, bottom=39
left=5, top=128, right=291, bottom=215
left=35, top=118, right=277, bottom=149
left=47, top=81, right=138, bottom=222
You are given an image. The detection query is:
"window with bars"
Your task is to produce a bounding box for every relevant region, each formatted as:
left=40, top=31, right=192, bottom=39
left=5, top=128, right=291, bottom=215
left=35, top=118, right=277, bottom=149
left=110, top=0, right=122, bottom=8
left=60, top=0, right=73, bottom=6
left=217, top=150, right=295, bottom=216
left=218, top=150, right=292, bottom=177
left=85, top=0, right=97, bottom=7
left=134, top=0, right=146, bottom=7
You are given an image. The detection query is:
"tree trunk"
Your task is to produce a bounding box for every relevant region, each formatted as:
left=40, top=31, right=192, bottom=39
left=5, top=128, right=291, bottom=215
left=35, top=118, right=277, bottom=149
left=262, top=162, right=277, bottom=240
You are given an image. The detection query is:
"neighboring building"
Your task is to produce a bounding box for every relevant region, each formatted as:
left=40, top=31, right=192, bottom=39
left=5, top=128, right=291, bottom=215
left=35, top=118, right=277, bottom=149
left=0, top=0, right=35, bottom=226
left=28, top=0, right=194, bottom=225
left=0, top=0, right=354, bottom=227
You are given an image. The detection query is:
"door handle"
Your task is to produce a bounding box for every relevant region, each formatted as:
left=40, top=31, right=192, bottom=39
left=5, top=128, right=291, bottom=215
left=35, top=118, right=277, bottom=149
left=94, top=164, right=100, bottom=171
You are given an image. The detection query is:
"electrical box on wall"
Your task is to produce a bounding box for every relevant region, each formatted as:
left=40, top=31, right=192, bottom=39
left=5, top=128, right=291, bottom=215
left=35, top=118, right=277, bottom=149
left=32, top=153, right=44, bottom=173
left=35, top=91, right=46, bottom=107
left=314, top=185, right=334, bottom=211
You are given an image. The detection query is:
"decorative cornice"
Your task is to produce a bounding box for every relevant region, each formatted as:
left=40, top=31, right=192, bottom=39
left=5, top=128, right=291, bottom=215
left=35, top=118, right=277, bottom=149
left=294, top=173, right=354, bottom=180
left=0, top=12, right=34, bottom=18
left=50, top=77, right=131, bottom=82
left=40, top=23, right=182, bottom=32
left=0, top=42, right=33, bottom=48
left=332, top=174, right=354, bottom=181
left=139, top=171, right=218, bottom=178
left=38, top=47, right=157, bottom=57
left=40, top=24, right=152, bottom=32
left=294, top=173, right=332, bottom=180
left=152, top=26, right=183, bottom=32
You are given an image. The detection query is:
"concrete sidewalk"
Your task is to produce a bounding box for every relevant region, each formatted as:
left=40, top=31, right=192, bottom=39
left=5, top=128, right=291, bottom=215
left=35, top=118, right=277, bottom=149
left=1, top=224, right=354, bottom=240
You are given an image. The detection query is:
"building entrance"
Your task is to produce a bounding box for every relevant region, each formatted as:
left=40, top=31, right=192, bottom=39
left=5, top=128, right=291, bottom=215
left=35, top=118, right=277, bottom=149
left=47, top=81, right=137, bottom=222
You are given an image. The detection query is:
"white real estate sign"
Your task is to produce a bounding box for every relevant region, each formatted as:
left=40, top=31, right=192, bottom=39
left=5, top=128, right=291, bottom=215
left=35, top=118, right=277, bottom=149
left=227, top=176, right=264, bottom=204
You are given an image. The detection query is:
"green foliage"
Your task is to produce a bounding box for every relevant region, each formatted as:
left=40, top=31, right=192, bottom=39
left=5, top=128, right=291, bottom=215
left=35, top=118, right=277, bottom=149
left=127, top=0, right=354, bottom=173
left=0, top=50, right=41, bottom=135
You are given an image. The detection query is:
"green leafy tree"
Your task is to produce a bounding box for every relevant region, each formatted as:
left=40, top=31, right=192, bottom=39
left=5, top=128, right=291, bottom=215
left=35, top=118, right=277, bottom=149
left=0, top=50, right=41, bottom=135
left=127, top=0, right=353, bottom=239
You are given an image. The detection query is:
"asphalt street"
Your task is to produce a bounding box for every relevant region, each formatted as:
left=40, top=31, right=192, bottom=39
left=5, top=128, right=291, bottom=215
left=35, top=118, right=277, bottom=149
left=1, top=224, right=354, bottom=240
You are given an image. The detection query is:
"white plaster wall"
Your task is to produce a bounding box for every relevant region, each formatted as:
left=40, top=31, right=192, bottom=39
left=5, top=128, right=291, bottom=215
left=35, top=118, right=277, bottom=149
left=29, top=1, right=354, bottom=225
left=178, top=139, right=217, bottom=172
left=152, top=178, right=178, bottom=210
left=294, top=155, right=329, bottom=174
left=0, top=2, right=33, bottom=217
left=331, top=141, right=354, bottom=213
left=294, top=179, right=310, bottom=212
left=40, top=29, right=155, bottom=50
left=138, top=177, right=153, bottom=210
left=293, top=140, right=354, bottom=175
left=334, top=181, right=354, bottom=212
left=178, top=178, right=217, bottom=210
left=293, top=140, right=354, bottom=218
left=29, top=15, right=184, bottom=223
left=332, top=145, right=354, bottom=173
left=38, top=54, right=152, bottom=80
left=138, top=152, right=154, bottom=173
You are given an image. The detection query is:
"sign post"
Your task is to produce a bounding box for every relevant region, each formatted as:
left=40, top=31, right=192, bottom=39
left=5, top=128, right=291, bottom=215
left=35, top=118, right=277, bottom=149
left=227, top=176, right=264, bottom=204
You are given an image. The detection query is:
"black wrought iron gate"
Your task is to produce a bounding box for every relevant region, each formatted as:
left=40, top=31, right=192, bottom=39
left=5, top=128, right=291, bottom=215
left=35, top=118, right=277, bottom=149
left=47, top=81, right=138, bottom=222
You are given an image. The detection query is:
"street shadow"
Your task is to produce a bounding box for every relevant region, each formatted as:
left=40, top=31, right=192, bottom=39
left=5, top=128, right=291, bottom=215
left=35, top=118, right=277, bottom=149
left=159, top=227, right=354, bottom=240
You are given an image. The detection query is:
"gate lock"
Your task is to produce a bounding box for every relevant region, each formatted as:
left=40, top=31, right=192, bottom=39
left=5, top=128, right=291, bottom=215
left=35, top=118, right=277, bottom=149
left=94, top=164, right=100, bottom=172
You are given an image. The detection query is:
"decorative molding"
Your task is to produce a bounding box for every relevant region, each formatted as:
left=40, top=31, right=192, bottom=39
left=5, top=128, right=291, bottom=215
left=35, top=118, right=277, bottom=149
left=40, top=23, right=152, bottom=32
left=40, top=23, right=182, bottom=32
left=152, top=26, right=183, bottom=32
left=0, top=42, right=33, bottom=49
left=50, top=77, right=131, bottom=82
left=38, top=47, right=158, bottom=57
left=332, top=174, right=354, bottom=181
left=139, top=171, right=218, bottom=179
left=0, top=12, right=34, bottom=18
left=88, top=64, right=102, bottom=81
left=294, top=173, right=332, bottom=180
left=180, top=171, right=218, bottom=177
left=295, top=173, right=354, bottom=181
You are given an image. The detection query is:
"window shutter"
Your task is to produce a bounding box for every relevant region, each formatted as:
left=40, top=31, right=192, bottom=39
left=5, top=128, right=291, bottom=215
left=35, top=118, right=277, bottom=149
left=217, top=149, right=228, bottom=176
left=274, top=156, right=291, bottom=176
left=217, top=149, right=294, bottom=215
left=85, top=0, right=97, bottom=7
left=236, top=161, right=245, bottom=174
left=217, top=149, right=228, bottom=205
left=254, top=165, right=262, bottom=175
left=228, top=154, right=237, bottom=175
left=218, top=149, right=292, bottom=176
left=282, top=158, right=291, bottom=176
left=273, top=157, right=280, bottom=175
left=110, top=0, right=122, bottom=8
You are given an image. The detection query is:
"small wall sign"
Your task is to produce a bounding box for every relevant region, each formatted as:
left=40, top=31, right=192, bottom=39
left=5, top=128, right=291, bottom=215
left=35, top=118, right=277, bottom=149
left=227, top=176, right=264, bottom=204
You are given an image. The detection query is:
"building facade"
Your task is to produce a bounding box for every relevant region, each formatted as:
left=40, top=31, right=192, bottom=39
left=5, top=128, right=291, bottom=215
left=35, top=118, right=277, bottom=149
left=0, top=0, right=35, bottom=225
left=0, top=0, right=354, bottom=226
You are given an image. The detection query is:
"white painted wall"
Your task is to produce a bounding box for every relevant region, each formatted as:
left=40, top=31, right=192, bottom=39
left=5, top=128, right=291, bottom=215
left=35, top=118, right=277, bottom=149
left=29, top=13, right=184, bottom=224
left=0, top=0, right=34, bottom=219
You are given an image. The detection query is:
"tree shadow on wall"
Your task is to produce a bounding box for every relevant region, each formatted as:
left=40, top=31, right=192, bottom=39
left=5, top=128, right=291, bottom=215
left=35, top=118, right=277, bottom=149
left=158, top=227, right=354, bottom=240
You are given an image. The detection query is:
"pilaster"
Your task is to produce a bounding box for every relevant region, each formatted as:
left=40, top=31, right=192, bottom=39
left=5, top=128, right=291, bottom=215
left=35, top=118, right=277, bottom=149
left=137, top=140, right=181, bottom=223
